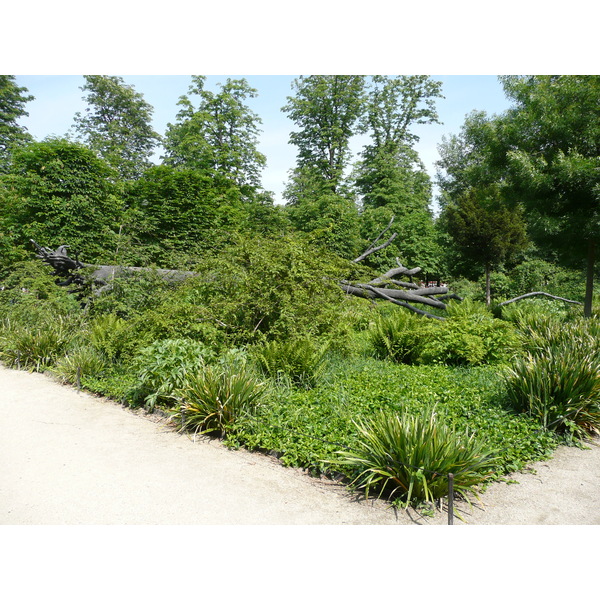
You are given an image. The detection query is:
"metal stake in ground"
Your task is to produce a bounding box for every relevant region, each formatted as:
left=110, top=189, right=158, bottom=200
left=448, top=473, right=454, bottom=525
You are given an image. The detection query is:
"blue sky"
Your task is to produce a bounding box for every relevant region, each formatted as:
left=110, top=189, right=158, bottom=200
left=15, top=74, right=513, bottom=207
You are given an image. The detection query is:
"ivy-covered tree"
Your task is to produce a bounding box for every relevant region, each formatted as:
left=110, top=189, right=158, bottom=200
left=163, top=76, right=267, bottom=198
left=0, top=138, right=124, bottom=265
left=72, top=76, right=161, bottom=180
left=0, top=76, right=34, bottom=172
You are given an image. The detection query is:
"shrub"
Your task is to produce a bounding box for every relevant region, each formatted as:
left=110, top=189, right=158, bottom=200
left=250, top=337, right=328, bottom=388
left=419, top=302, right=521, bottom=366
left=127, top=338, right=216, bottom=411
left=335, top=406, right=498, bottom=506
left=172, top=365, right=266, bottom=436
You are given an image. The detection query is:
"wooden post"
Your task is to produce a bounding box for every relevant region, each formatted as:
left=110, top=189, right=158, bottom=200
left=448, top=473, right=454, bottom=525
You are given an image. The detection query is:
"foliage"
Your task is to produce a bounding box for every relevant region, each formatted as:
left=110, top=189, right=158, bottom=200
left=367, top=310, right=424, bottom=364
left=71, top=75, right=161, bottom=180
left=127, top=338, right=216, bottom=410
left=0, top=76, right=34, bottom=171
left=418, top=302, right=521, bottom=366
left=0, top=138, right=124, bottom=265
left=172, top=233, right=354, bottom=346
left=282, top=75, right=366, bottom=193
left=504, top=341, right=600, bottom=441
left=0, top=315, right=74, bottom=371
left=230, top=359, right=557, bottom=477
left=443, top=186, right=528, bottom=304
left=171, top=364, right=266, bottom=436
left=335, top=406, right=498, bottom=505
left=250, top=337, right=328, bottom=389
left=124, top=165, right=246, bottom=265
left=163, top=76, right=266, bottom=195
left=51, top=343, right=108, bottom=385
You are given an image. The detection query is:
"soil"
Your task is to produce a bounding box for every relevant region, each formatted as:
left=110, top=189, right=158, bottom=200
left=1, top=364, right=599, bottom=526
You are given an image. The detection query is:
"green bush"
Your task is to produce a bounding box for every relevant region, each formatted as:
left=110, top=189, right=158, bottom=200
left=127, top=338, right=216, bottom=411
left=419, top=302, right=521, bottom=366
left=250, top=337, right=328, bottom=389
left=171, top=364, right=266, bottom=436
left=88, top=313, right=130, bottom=362
left=335, top=407, right=498, bottom=506
left=51, top=343, right=108, bottom=384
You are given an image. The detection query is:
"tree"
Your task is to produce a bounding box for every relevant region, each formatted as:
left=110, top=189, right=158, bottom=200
left=0, top=138, right=124, bottom=265
left=282, top=75, right=366, bottom=194
left=72, top=75, right=161, bottom=180
left=163, top=76, right=267, bottom=197
left=353, top=76, right=444, bottom=271
left=444, top=186, right=528, bottom=305
left=0, top=76, right=34, bottom=172
left=499, top=75, right=600, bottom=316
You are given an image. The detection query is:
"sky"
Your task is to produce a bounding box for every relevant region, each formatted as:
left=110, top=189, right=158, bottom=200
left=14, top=74, right=514, bottom=208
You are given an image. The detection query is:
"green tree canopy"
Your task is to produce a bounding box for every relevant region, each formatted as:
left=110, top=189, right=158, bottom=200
left=0, top=76, right=34, bottom=172
left=444, top=186, right=528, bottom=305
left=0, top=138, right=124, bottom=265
left=282, top=75, right=366, bottom=194
left=163, top=76, right=267, bottom=198
left=72, top=75, right=161, bottom=180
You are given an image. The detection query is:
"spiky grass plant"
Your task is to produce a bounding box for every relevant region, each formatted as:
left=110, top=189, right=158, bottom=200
left=0, top=316, right=73, bottom=371
left=336, top=407, right=498, bottom=506
left=172, top=365, right=266, bottom=436
left=250, top=337, right=328, bottom=389
left=51, top=344, right=108, bottom=384
left=504, top=346, right=600, bottom=440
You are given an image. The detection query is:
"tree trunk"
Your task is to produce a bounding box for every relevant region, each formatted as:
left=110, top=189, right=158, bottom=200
left=485, top=264, right=491, bottom=307
left=584, top=239, right=596, bottom=318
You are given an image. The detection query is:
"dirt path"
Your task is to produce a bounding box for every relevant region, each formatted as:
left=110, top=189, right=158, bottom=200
left=1, top=364, right=599, bottom=525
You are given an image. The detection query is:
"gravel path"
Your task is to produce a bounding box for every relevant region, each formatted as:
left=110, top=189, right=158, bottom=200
left=1, top=364, right=599, bottom=525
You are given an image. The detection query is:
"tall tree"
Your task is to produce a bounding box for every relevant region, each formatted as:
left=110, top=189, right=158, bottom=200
left=499, top=75, right=600, bottom=316
left=353, top=76, right=444, bottom=271
left=72, top=75, right=161, bottom=180
left=163, top=76, right=267, bottom=197
left=282, top=75, right=366, bottom=194
left=0, top=76, right=34, bottom=172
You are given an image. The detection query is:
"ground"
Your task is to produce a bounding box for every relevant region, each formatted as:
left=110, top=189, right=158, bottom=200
left=1, top=364, right=599, bottom=525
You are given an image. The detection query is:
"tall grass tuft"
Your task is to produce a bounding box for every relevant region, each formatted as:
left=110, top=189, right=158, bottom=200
left=335, top=406, right=498, bottom=506
left=0, top=316, right=73, bottom=371
left=172, top=364, right=266, bottom=436
left=504, top=346, right=600, bottom=440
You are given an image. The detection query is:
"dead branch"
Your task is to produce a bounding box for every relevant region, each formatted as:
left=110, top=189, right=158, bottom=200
left=498, top=292, right=583, bottom=307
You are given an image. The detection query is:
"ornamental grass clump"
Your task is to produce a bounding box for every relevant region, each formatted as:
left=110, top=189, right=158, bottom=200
left=336, top=407, right=498, bottom=506
left=172, top=364, right=266, bottom=437
left=504, top=344, right=600, bottom=440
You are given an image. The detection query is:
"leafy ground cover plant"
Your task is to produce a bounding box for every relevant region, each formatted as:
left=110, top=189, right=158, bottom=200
left=335, top=406, right=498, bottom=505
left=229, top=358, right=557, bottom=477
left=127, top=338, right=216, bottom=411
left=171, top=364, right=266, bottom=436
